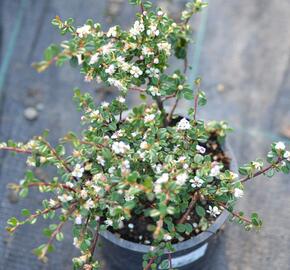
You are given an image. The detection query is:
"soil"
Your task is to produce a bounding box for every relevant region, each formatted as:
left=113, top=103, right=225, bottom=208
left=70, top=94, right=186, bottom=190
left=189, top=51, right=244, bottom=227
left=108, top=132, right=231, bottom=245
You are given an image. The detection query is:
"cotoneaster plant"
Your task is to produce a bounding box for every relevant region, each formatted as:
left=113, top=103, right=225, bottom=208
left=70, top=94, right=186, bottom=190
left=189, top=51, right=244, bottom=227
left=1, top=1, right=290, bottom=269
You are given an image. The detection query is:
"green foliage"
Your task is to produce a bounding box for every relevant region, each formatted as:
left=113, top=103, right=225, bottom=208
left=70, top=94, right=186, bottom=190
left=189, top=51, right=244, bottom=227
left=1, top=1, right=290, bottom=270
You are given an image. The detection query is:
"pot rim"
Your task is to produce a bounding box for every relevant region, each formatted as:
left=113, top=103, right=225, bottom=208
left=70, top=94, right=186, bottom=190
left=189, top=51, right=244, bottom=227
left=100, top=141, right=237, bottom=253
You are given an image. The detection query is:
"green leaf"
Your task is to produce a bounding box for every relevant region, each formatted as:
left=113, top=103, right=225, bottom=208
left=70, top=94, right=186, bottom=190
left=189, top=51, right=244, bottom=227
left=176, top=223, right=186, bottom=233
left=128, top=171, right=139, bottom=183
left=19, top=188, right=29, bottom=198
left=56, top=232, right=64, bottom=241
left=21, top=209, right=31, bottom=217
left=195, top=204, right=206, bottom=217
left=198, top=91, right=207, bottom=106
left=7, top=217, right=19, bottom=227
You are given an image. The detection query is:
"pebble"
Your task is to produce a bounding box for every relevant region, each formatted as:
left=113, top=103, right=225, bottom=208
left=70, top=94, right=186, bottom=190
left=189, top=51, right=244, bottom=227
left=24, top=107, right=38, bottom=121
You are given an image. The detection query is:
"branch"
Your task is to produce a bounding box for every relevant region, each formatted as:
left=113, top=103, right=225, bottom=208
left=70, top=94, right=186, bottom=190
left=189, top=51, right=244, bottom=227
left=88, top=221, right=100, bottom=263
left=193, top=91, right=199, bottom=123
left=40, top=203, right=77, bottom=260
left=218, top=202, right=251, bottom=224
left=167, top=98, right=180, bottom=124
left=0, top=146, right=32, bottom=154
left=234, top=157, right=284, bottom=184
left=27, top=182, right=76, bottom=193
left=168, top=253, right=173, bottom=269
left=129, top=86, right=146, bottom=93
left=144, top=256, right=157, bottom=270
left=8, top=203, right=62, bottom=233
left=40, top=139, right=78, bottom=181
left=178, top=192, right=199, bottom=224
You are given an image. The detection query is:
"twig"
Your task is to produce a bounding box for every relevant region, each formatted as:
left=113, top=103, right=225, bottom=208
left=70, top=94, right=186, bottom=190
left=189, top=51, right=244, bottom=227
left=27, top=182, right=76, bottom=193
left=88, top=221, right=101, bottom=263
left=39, top=202, right=77, bottom=260
left=144, top=257, right=157, bottom=270
left=167, top=98, right=180, bottom=124
left=234, top=157, right=284, bottom=184
left=193, top=91, right=199, bottom=123
left=168, top=253, right=173, bottom=269
left=129, top=86, right=146, bottom=93
left=178, top=192, right=199, bottom=224
left=218, top=202, right=251, bottom=224
left=0, top=146, right=32, bottom=154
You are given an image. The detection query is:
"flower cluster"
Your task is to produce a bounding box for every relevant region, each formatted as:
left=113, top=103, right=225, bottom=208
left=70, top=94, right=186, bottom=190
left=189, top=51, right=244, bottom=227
left=2, top=1, right=290, bottom=270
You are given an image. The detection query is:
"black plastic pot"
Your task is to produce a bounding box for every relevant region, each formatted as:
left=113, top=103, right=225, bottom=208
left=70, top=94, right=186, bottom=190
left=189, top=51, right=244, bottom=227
left=100, top=143, right=237, bottom=270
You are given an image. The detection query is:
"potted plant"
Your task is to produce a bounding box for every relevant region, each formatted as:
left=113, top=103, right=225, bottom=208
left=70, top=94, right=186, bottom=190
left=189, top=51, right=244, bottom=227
left=1, top=1, right=290, bottom=269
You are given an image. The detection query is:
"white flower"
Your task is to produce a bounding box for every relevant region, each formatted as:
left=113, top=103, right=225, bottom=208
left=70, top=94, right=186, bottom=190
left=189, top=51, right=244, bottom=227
left=105, top=219, right=113, bottom=226
left=101, top=42, right=114, bottom=55
left=112, top=141, right=130, bottom=154
left=130, top=20, right=145, bottom=36
left=207, top=206, right=221, bottom=217
left=275, top=141, right=286, bottom=151
left=148, top=86, right=160, bottom=96
left=108, top=78, right=124, bottom=90
left=84, top=199, right=95, bottom=210
left=142, top=46, right=154, bottom=56
left=140, top=141, right=149, bottom=150
left=210, top=166, right=220, bottom=178
left=130, top=66, right=143, bottom=78
left=75, top=215, right=82, bottom=225
left=156, top=173, right=169, bottom=184
left=190, top=176, right=204, bottom=188
left=107, top=26, right=118, bottom=38
left=157, top=10, right=164, bottom=16
left=154, top=183, right=162, bottom=194
left=234, top=188, right=244, bottom=198
left=89, top=53, right=99, bottom=65
left=49, top=199, right=57, bottom=207
left=80, top=190, right=88, bottom=199
left=105, top=64, right=116, bottom=75
left=90, top=110, right=100, bottom=118
left=153, top=58, right=159, bottom=64
left=178, top=85, right=184, bottom=90
left=58, top=194, right=73, bottom=203
left=128, top=223, right=134, bottom=229
left=196, top=145, right=206, bottom=154
left=176, top=173, right=188, bottom=186
left=178, top=156, right=186, bottom=163
left=111, top=130, right=124, bottom=139
left=125, top=193, right=135, bottom=201
left=159, top=42, right=171, bottom=55
left=283, top=151, right=290, bottom=161
left=101, top=101, right=109, bottom=108
left=183, top=164, right=189, bottom=169
left=76, top=24, right=91, bottom=38
left=117, top=96, right=126, bottom=103
left=163, top=234, right=172, bottom=242
left=108, top=167, right=116, bottom=174
left=144, top=114, right=155, bottom=123
left=147, top=24, right=159, bottom=36
left=122, top=160, right=130, bottom=169
left=252, top=161, right=263, bottom=170
left=65, top=181, right=74, bottom=188
left=131, top=132, right=138, bottom=137
left=146, top=67, right=160, bottom=78
left=73, top=237, right=81, bottom=248
left=97, top=155, right=105, bottom=166
left=177, top=118, right=191, bottom=130
left=72, top=164, right=84, bottom=178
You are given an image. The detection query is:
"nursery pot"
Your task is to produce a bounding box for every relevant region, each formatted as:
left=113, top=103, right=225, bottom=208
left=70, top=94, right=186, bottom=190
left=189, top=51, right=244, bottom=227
left=100, top=143, right=237, bottom=270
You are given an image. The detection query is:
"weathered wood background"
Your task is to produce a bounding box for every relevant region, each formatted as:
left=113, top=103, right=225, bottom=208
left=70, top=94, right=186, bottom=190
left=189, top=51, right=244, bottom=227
left=0, top=0, right=290, bottom=269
